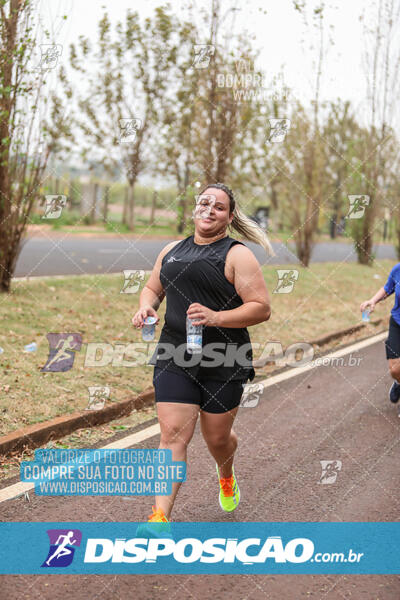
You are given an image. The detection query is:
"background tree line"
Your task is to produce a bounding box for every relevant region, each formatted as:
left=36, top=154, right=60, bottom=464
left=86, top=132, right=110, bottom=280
left=1, top=0, right=399, bottom=292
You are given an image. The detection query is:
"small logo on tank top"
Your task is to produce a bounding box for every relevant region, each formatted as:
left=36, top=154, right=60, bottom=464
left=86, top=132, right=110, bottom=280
left=167, top=256, right=180, bottom=263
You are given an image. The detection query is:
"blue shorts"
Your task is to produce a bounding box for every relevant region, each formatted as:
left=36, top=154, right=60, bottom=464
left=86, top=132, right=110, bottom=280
left=152, top=366, right=246, bottom=414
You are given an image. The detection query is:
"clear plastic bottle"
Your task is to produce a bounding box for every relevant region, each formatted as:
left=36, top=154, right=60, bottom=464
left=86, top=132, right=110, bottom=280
left=361, top=308, right=371, bottom=322
left=186, top=316, right=203, bottom=354
left=142, top=316, right=157, bottom=341
left=24, top=342, right=37, bottom=352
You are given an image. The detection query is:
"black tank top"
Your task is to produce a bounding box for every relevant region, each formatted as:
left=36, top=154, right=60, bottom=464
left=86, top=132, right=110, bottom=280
left=148, top=234, right=256, bottom=383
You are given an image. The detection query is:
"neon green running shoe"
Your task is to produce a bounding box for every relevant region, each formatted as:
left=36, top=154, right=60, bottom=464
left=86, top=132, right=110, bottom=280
left=216, top=463, right=240, bottom=512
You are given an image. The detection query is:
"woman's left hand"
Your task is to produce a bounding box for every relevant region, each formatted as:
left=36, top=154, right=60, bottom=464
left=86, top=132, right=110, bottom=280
left=187, top=303, right=219, bottom=326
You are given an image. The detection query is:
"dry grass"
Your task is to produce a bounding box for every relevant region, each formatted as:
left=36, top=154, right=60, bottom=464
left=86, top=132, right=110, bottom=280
left=0, top=259, right=395, bottom=438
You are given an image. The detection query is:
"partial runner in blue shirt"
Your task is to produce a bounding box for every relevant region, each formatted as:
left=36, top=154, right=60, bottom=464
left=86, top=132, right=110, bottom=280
left=360, top=262, right=400, bottom=405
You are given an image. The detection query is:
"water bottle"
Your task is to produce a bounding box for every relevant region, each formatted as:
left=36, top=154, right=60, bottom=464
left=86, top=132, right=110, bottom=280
left=361, top=308, right=371, bottom=322
left=142, top=316, right=157, bottom=341
left=24, top=342, right=37, bottom=352
left=186, top=316, right=203, bottom=354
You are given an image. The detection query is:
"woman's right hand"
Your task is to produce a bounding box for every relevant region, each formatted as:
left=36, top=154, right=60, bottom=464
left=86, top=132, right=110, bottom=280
left=360, top=300, right=375, bottom=313
left=132, top=305, right=160, bottom=329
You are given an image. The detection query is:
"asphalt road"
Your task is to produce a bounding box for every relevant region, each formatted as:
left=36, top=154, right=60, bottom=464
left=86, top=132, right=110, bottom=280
left=1, top=337, right=399, bottom=598
left=15, top=237, right=397, bottom=277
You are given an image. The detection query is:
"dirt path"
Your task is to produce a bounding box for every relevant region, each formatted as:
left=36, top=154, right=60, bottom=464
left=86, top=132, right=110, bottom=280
left=1, top=339, right=399, bottom=598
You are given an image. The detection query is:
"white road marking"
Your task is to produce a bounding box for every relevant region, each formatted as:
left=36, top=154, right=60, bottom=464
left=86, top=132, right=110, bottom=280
left=256, top=331, right=388, bottom=388
left=0, top=332, right=387, bottom=504
left=12, top=271, right=152, bottom=282
left=98, top=249, right=143, bottom=254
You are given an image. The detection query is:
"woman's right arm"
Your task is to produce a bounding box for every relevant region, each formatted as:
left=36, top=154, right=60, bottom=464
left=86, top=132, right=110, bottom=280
left=132, top=240, right=180, bottom=329
left=360, top=287, right=389, bottom=313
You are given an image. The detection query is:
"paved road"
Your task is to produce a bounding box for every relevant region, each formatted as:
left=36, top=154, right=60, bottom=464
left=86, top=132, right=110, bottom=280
left=15, top=237, right=397, bottom=277
left=1, top=338, right=399, bottom=598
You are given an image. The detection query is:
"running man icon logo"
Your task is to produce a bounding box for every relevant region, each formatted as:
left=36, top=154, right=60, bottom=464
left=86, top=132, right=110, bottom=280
left=273, top=269, right=299, bottom=294
left=268, top=118, right=291, bottom=143
left=86, top=386, right=110, bottom=410
left=35, top=44, right=63, bottom=72
left=192, top=44, right=215, bottom=69
left=345, top=195, right=370, bottom=219
left=318, top=460, right=342, bottom=484
left=118, top=118, right=142, bottom=143
left=192, top=193, right=217, bottom=220
left=41, top=333, right=82, bottom=373
left=42, top=195, right=67, bottom=219
left=120, top=270, right=145, bottom=294
left=41, top=529, right=82, bottom=568
left=240, top=383, right=264, bottom=408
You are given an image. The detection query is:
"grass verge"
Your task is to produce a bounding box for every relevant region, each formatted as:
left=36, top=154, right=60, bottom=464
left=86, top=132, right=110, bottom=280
left=0, top=259, right=395, bottom=440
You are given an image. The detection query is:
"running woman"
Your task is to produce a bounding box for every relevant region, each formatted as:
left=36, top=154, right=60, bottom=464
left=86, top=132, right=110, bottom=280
left=360, top=263, right=400, bottom=404
left=132, top=183, right=273, bottom=525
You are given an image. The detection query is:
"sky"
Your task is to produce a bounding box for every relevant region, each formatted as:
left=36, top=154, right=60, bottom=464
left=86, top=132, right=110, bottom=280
left=38, top=0, right=378, bottom=121
left=34, top=0, right=399, bottom=182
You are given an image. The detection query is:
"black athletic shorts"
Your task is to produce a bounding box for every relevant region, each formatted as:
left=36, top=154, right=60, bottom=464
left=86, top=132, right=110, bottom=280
left=385, top=315, right=400, bottom=359
left=152, top=366, right=246, bottom=414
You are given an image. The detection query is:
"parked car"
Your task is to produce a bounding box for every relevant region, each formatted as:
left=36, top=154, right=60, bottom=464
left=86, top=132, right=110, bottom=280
left=249, top=206, right=270, bottom=231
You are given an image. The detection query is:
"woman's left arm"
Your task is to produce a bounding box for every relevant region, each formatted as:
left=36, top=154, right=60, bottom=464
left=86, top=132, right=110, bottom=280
left=187, top=245, right=271, bottom=328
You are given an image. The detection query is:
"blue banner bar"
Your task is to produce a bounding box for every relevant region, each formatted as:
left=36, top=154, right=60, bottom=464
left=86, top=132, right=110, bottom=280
left=0, top=522, right=399, bottom=574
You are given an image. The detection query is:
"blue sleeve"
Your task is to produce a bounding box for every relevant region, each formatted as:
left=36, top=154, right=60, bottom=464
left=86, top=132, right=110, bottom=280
left=384, top=267, right=397, bottom=295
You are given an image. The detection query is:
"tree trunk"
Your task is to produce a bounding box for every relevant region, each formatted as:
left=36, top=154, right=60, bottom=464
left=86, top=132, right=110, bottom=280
left=150, top=191, right=157, bottom=226
left=89, top=183, right=98, bottom=224
left=329, top=215, right=337, bottom=239
left=357, top=205, right=374, bottom=265
left=127, top=184, right=135, bottom=231
left=177, top=192, right=186, bottom=233
left=122, top=186, right=128, bottom=225
left=297, top=237, right=312, bottom=267
left=354, top=190, right=374, bottom=265
left=0, top=234, right=20, bottom=292
left=357, top=233, right=373, bottom=265
left=103, top=186, right=109, bottom=223
left=177, top=157, right=191, bottom=233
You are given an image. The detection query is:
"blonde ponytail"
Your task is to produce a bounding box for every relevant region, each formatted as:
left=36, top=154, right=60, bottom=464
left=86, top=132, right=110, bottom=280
left=199, top=182, right=275, bottom=256
left=229, top=205, right=275, bottom=257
